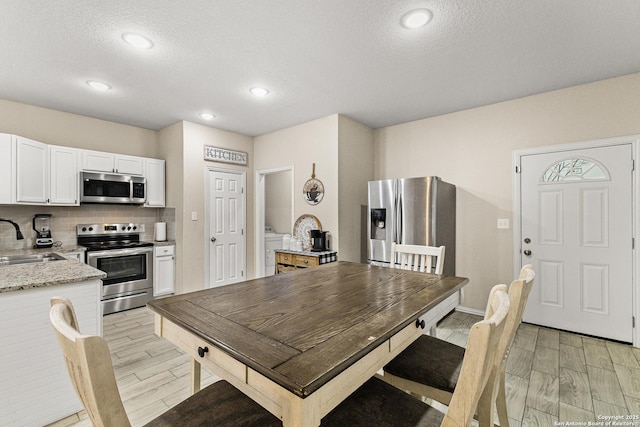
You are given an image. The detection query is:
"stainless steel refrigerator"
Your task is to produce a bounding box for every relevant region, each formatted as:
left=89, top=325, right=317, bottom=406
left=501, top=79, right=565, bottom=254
left=367, top=176, right=456, bottom=275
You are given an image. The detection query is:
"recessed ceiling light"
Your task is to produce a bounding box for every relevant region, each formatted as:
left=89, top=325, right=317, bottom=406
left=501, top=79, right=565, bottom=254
left=250, top=87, right=269, bottom=97
left=401, top=9, right=433, bottom=29
left=199, top=112, right=215, bottom=120
left=122, top=32, right=154, bottom=49
left=86, top=80, right=112, bottom=91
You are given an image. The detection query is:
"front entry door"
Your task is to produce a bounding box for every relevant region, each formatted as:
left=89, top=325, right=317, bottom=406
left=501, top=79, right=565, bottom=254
left=208, top=169, right=246, bottom=288
left=519, top=143, right=633, bottom=342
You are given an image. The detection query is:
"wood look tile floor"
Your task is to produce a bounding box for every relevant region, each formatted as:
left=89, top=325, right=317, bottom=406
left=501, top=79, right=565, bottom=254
left=48, top=308, right=640, bottom=427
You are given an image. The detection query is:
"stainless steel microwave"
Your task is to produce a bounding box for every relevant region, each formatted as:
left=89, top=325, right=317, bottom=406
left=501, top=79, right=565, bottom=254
left=80, top=171, right=146, bottom=204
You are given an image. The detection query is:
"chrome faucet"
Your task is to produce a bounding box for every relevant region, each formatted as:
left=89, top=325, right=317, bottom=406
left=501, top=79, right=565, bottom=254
left=0, top=218, right=24, bottom=240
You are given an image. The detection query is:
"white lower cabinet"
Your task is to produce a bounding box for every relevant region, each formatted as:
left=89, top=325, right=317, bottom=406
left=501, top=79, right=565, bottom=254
left=154, top=245, right=175, bottom=296
left=0, top=280, right=101, bottom=426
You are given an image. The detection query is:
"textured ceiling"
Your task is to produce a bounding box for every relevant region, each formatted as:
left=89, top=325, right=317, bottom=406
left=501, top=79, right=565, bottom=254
left=2, top=1, right=640, bottom=136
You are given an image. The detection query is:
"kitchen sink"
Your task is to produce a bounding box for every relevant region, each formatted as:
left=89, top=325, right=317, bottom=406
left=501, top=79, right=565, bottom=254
left=0, top=252, right=66, bottom=266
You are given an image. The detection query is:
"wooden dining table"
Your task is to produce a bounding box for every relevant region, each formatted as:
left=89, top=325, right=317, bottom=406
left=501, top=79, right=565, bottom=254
left=147, top=261, right=468, bottom=427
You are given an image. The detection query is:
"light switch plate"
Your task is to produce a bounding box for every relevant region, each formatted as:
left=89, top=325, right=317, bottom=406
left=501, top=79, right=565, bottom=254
left=497, top=219, right=509, bottom=229
left=191, top=212, right=198, bottom=221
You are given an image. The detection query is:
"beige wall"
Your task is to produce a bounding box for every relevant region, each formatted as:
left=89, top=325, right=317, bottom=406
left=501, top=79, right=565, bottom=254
left=374, top=72, right=640, bottom=311
left=157, top=122, right=185, bottom=290
left=338, top=115, right=374, bottom=261
left=180, top=121, right=254, bottom=293
left=254, top=115, right=340, bottom=249
left=0, top=99, right=157, bottom=156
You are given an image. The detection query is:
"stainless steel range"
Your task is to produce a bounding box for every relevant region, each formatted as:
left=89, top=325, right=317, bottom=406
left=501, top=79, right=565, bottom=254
left=77, top=223, right=154, bottom=315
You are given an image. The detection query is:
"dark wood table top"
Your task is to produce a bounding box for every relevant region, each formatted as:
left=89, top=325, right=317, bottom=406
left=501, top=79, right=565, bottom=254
left=148, top=261, right=468, bottom=397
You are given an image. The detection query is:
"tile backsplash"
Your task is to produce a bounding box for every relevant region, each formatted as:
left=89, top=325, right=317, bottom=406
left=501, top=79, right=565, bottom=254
left=0, top=205, right=175, bottom=250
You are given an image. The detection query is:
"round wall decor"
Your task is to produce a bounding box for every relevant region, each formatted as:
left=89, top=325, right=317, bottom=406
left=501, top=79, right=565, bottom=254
left=303, top=163, right=324, bottom=205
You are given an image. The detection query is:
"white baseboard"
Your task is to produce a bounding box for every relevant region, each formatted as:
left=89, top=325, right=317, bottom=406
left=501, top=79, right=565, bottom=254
left=454, top=305, right=485, bottom=317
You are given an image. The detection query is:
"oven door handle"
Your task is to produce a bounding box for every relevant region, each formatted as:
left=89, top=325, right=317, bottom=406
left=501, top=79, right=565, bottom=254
left=87, top=247, right=153, bottom=258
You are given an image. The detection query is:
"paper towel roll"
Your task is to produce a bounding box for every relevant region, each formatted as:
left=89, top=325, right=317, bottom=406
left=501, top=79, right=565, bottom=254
left=154, top=222, right=167, bottom=241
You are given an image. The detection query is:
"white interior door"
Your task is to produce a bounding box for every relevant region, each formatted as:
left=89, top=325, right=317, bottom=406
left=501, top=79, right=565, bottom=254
left=208, top=169, right=245, bottom=288
left=520, top=144, right=633, bottom=342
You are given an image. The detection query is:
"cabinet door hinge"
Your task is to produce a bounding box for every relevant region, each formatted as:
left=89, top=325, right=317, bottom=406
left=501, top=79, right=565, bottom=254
left=633, top=237, right=635, bottom=250
left=633, top=316, right=636, bottom=328
left=515, top=165, right=521, bottom=173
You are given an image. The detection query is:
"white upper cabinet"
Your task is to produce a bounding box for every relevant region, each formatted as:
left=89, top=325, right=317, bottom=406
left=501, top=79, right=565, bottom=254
left=49, top=145, right=79, bottom=205
left=15, top=135, right=48, bottom=204
left=144, top=158, right=165, bottom=207
left=0, top=134, right=13, bottom=204
left=115, top=155, right=144, bottom=175
left=0, top=134, right=163, bottom=207
left=14, top=138, right=80, bottom=206
left=81, top=150, right=144, bottom=175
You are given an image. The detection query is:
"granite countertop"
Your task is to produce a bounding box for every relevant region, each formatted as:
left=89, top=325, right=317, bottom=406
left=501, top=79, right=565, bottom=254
left=153, top=240, right=175, bottom=247
left=0, top=246, right=105, bottom=293
left=0, top=245, right=86, bottom=257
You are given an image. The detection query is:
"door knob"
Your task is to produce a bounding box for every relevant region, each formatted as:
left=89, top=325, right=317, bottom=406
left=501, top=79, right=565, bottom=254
left=524, top=238, right=531, bottom=244
left=523, top=250, right=532, bottom=256
left=210, top=237, right=217, bottom=242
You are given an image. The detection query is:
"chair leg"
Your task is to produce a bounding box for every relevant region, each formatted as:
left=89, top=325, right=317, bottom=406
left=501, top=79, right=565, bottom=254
left=495, top=370, right=510, bottom=427
left=477, top=372, right=500, bottom=427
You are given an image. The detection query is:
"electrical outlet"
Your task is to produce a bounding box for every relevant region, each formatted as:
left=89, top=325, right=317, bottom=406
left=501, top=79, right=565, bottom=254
left=497, top=219, right=509, bottom=229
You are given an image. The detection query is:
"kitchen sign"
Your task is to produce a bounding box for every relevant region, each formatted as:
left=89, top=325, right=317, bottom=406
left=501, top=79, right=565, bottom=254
left=204, top=145, right=248, bottom=166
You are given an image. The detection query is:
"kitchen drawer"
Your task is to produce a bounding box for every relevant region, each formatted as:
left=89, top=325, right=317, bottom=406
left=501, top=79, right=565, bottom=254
left=159, top=316, right=246, bottom=382
left=295, top=255, right=318, bottom=268
left=155, top=245, right=175, bottom=256
left=277, top=264, right=297, bottom=274
left=389, top=321, right=423, bottom=356
left=276, top=252, right=294, bottom=265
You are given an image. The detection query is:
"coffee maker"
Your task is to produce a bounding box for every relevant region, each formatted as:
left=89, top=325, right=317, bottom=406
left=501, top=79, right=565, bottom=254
left=310, top=230, right=329, bottom=252
left=33, top=214, right=53, bottom=248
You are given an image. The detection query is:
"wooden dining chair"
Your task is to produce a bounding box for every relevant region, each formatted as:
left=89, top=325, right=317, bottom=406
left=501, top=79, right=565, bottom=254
left=321, top=287, right=511, bottom=426
left=49, top=297, right=281, bottom=427
left=381, top=265, right=535, bottom=427
left=391, top=243, right=448, bottom=336
left=391, top=242, right=445, bottom=274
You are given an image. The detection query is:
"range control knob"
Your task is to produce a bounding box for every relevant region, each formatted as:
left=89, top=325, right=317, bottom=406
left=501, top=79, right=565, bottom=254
left=81, top=227, right=87, bottom=232
left=121, top=226, right=126, bottom=231
left=132, top=226, right=137, bottom=230
left=88, top=227, right=93, bottom=231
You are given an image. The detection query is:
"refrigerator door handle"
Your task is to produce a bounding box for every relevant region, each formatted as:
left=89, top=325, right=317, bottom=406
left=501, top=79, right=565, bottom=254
left=396, top=190, right=403, bottom=244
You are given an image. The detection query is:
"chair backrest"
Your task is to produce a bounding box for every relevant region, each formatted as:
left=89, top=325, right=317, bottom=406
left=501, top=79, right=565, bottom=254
left=50, top=297, right=131, bottom=427
left=442, top=288, right=510, bottom=427
left=483, top=264, right=535, bottom=362
left=501, top=265, right=535, bottom=358
left=390, top=243, right=445, bottom=274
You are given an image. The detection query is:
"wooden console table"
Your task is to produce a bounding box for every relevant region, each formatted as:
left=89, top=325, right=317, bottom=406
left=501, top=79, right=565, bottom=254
left=275, top=249, right=337, bottom=274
